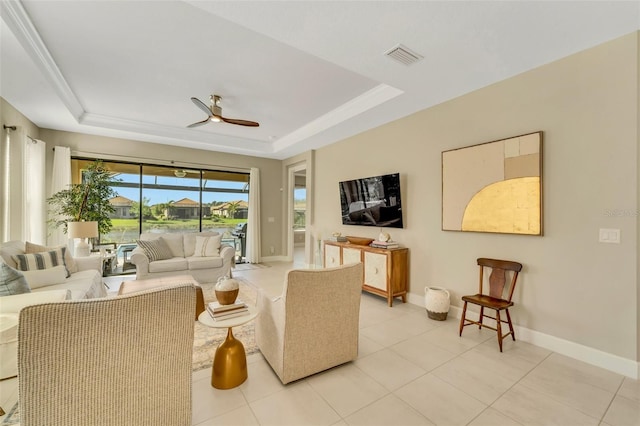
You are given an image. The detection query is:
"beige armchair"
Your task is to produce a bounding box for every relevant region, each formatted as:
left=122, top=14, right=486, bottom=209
left=255, top=263, right=364, bottom=384
left=18, top=283, right=196, bottom=426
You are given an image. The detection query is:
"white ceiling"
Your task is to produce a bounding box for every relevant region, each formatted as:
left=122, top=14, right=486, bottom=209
left=1, top=1, right=638, bottom=160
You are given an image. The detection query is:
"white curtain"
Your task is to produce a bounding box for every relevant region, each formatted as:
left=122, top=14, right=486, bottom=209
left=49, top=146, right=71, bottom=246
left=246, top=167, right=261, bottom=263
left=22, top=138, right=47, bottom=244
left=0, top=129, right=11, bottom=242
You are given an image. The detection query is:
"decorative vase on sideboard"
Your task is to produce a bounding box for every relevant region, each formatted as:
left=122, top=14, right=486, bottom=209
left=424, top=286, right=450, bottom=320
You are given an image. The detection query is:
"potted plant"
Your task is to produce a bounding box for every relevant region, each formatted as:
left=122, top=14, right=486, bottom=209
left=48, top=160, right=119, bottom=241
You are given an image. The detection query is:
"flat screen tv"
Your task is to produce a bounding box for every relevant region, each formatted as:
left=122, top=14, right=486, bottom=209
left=339, top=173, right=404, bottom=228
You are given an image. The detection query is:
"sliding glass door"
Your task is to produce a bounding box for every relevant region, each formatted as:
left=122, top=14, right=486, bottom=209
left=70, top=158, right=249, bottom=249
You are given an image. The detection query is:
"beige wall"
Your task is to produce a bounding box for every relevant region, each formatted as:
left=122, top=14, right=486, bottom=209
left=0, top=98, right=41, bottom=241
left=312, top=33, right=639, bottom=361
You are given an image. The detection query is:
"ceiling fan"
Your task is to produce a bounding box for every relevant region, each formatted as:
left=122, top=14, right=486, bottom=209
left=187, top=94, right=259, bottom=128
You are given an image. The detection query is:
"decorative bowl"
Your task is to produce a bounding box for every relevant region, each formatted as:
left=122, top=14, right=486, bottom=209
left=215, top=289, right=239, bottom=305
left=346, top=236, right=374, bottom=246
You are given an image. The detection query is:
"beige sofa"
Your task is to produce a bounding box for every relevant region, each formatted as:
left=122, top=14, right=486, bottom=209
left=130, top=231, right=235, bottom=284
left=0, top=240, right=105, bottom=379
left=255, top=263, right=364, bottom=384
left=0, top=241, right=105, bottom=300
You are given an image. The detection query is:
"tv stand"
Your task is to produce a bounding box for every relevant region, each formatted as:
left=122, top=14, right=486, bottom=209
left=324, top=240, right=408, bottom=307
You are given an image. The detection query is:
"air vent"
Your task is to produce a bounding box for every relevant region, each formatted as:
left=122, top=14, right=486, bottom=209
left=385, top=44, right=423, bottom=66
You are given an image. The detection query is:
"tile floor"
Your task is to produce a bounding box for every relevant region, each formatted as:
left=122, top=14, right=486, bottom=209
left=1, top=252, right=639, bottom=425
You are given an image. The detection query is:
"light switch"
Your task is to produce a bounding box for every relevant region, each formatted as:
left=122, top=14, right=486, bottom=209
left=267, top=217, right=275, bottom=223
left=599, top=228, right=620, bottom=244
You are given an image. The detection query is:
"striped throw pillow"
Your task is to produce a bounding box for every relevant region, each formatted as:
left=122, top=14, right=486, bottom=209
left=12, top=247, right=70, bottom=278
left=193, top=235, right=221, bottom=257
left=136, top=239, right=173, bottom=262
left=25, top=241, right=78, bottom=274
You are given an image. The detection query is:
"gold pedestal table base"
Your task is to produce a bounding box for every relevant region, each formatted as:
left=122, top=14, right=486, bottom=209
left=198, top=306, right=259, bottom=390
left=212, top=328, right=248, bottom=389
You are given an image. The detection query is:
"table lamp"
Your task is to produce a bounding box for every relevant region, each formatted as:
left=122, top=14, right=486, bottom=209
left=68, top=221, right=98, bottom=257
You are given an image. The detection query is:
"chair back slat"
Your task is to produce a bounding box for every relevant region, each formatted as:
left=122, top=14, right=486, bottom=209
left=477, top=258, right=523, bottom=302
left=488, top=268, right=506, bottom=298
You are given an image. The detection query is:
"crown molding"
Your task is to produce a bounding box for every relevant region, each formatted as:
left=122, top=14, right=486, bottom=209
left=1, top=0, right=85, bottom=120
left=272, top=84, right=403, bottom=152
left=80, top=112, right=274, bottom=155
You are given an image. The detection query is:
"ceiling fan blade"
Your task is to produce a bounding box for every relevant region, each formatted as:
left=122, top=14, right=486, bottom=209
left=191, top=97, right=212, bottom=116
left=187, top=118, right=210, bottom=128
left=221, top=116, right=260, bottom=127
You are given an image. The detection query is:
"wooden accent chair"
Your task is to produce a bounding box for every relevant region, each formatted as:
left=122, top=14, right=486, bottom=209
left=255, top=263, right=363, bottom=384
left=459, top=258, right=523, bottom=352
left=18, top=283, right=196, bottom=426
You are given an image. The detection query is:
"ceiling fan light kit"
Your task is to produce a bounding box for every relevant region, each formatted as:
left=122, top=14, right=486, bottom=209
left=187, top=94, right=259, bottom=128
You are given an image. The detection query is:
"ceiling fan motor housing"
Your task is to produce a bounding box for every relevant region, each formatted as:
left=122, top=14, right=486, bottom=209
left=210, top=95, right=222, bottom=117
left=187, top=94, right=259, bottom=127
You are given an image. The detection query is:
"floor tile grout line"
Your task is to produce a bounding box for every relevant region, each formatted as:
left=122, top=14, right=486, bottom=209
left=474, top=349, right=555, bottom=426
left=516, top=350, right=627, bottom=422
left=473, top=349, right=552, bottom=422
left=237, top=382, right=263, bottom=426
left=596, top=374, right=628, bottom=425
left=465, top=405, right=526, bottom=426
left=304, top=373, right=372, bottom=423
left=516, top=378, right=607, bottom=423
left=386, top=376, right=440, bottom=426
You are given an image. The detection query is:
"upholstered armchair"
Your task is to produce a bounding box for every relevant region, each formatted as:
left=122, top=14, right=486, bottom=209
left=17, top=283, right=196, bottom=426
left=255, top=263, right=363, bottom=384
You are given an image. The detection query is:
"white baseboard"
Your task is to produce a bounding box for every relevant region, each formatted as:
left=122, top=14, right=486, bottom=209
left=404, top=295, right=639, bottom=379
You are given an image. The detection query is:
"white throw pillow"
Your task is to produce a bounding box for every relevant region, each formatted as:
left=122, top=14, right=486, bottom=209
left=193, top=235, right=221, bottom=257
left=21, top=265, right=68, bottom=289
left=160, top=234, right=185, bottom=258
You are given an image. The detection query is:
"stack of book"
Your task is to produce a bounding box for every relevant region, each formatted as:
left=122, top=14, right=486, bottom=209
left=327, top=235, right=347, bottom=242
left=370, top=240, right=399, bottom=249
left=206, top=300, right=249, bottom=321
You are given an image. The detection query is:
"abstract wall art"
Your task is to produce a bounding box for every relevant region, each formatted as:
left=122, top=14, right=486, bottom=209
left=442, top=132, right=543, bottom=235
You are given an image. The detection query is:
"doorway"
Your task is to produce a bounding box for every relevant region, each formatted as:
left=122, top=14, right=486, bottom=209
left=287, top=162, right=310, bottom=265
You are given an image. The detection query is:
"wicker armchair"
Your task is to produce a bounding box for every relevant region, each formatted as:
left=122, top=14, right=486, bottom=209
left=18, top=283, right=196, bottom=426
left=255, top=263, right=363, bottom=384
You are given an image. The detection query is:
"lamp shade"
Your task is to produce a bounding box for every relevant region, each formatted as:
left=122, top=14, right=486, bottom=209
left=67, top=221, right=99, bottom=239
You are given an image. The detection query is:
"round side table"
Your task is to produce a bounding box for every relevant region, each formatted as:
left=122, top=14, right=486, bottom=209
left=198, top=306, right=259, bottom=389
